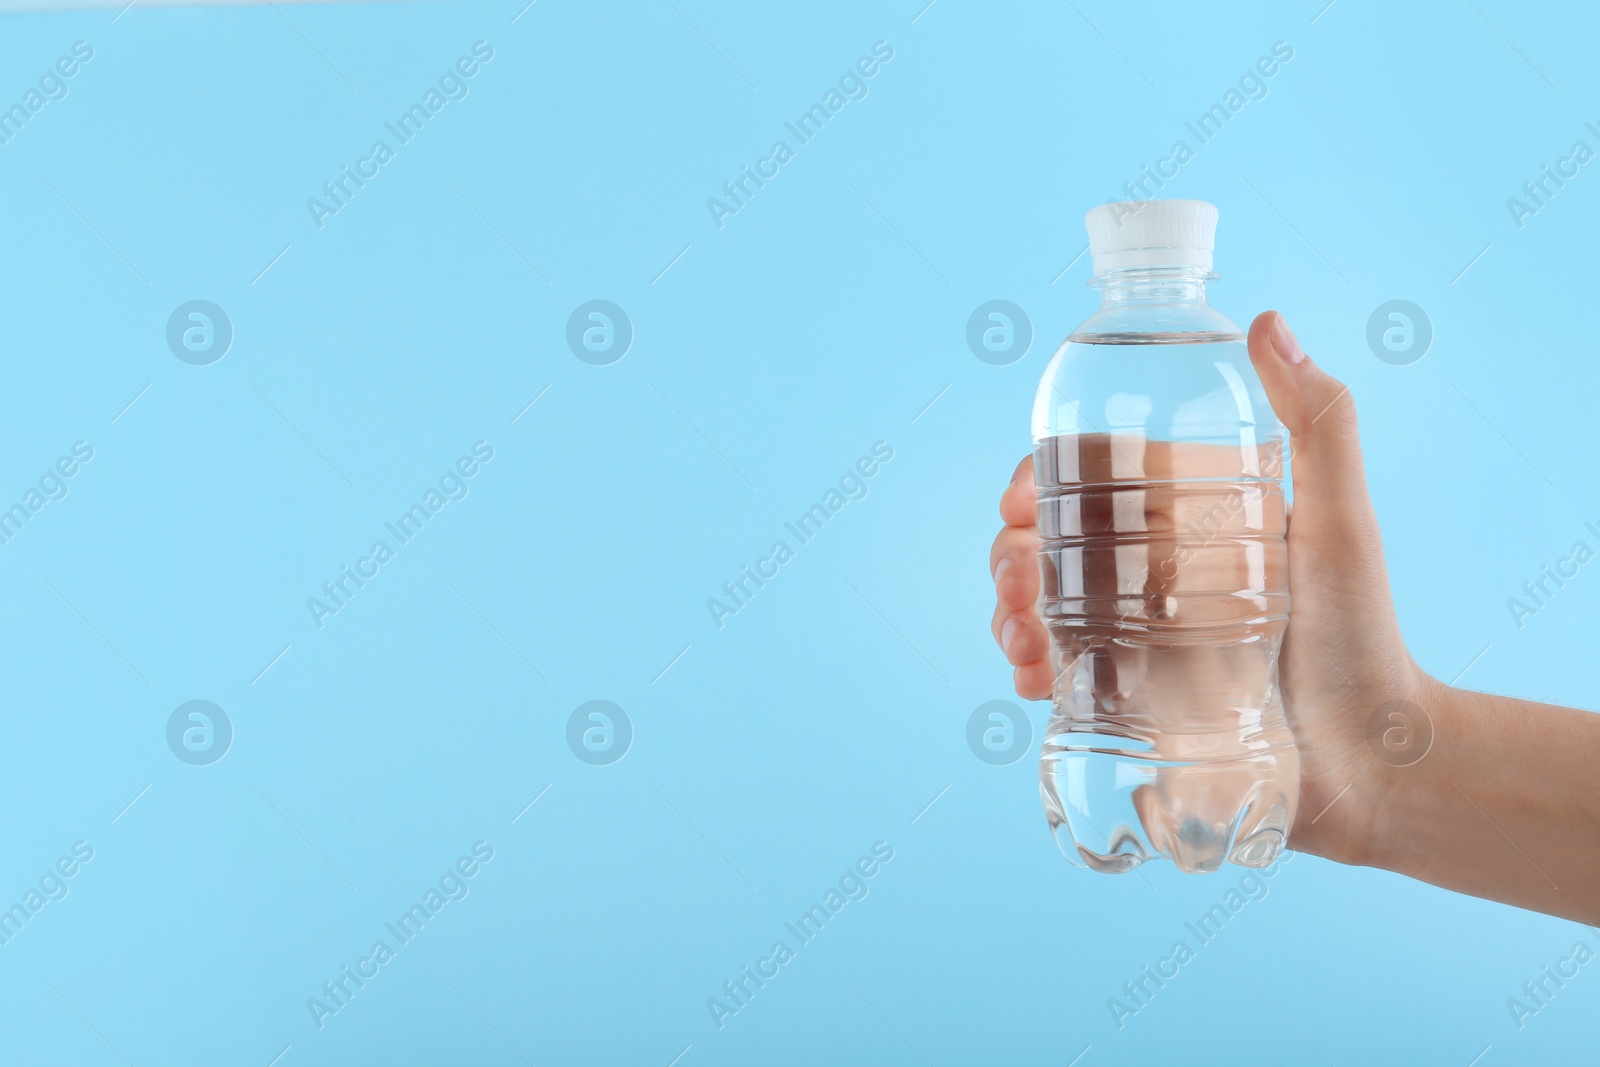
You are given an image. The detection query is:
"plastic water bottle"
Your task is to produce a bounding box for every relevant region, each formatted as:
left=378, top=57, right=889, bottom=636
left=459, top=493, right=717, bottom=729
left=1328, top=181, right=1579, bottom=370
left=1033, top=199, right=1299, bottom=874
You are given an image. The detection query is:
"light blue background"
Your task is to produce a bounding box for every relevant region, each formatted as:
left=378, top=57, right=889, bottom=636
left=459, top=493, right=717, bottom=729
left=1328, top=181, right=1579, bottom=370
left=0, top=1, right=1595, bottom=1063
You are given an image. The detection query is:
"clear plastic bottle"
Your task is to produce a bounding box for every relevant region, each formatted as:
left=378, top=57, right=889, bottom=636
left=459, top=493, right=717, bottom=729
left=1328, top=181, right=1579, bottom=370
left=1033, top=199, right=1299, bottom=874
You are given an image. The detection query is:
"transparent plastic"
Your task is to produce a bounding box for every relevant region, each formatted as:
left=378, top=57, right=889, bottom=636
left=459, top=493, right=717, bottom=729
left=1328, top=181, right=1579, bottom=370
left=1032, top=265, right=1299, bottom=874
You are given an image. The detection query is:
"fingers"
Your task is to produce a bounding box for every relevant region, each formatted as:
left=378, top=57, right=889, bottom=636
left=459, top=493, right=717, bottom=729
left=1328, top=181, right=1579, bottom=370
left=1247, top=310, right=1365, bottom=490
left=1246, top=311, right=1381, bottom=553
left=1000, top=454, right=1036, bottom=528
left=989, top=525, right=1038, bottom=606
left=1013, top=661, right=1052, bottom=701
left=993, top=454, right=1051, bottom=699
left=992, top=606, right=1049, bottom=668
left=990, top=526, right=1048, bottom=665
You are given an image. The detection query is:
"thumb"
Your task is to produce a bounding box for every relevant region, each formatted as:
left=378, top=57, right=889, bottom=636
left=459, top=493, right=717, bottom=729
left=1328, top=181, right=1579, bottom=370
left=1247, top=310, right=1374, bottom=544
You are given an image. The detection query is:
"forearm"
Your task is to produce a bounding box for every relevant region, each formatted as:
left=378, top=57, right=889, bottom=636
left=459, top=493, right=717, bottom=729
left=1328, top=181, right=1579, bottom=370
left=1362, top=676, right=1600, bottom=924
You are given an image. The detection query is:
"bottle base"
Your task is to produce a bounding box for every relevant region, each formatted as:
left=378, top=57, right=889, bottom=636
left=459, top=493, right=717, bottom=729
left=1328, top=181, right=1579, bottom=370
left=1041, top=747, right=1296, bottom=875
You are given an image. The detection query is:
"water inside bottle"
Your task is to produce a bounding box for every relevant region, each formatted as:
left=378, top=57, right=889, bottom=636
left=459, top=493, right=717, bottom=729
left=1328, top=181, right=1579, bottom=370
left=1034, top=346, right=1298, bottom=873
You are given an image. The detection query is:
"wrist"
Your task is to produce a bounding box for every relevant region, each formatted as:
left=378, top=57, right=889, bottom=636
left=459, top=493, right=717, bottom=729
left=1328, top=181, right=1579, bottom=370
left=1345, top=671, right=1460, bottom=873
left=1287, top=663, right=1450, bottom=871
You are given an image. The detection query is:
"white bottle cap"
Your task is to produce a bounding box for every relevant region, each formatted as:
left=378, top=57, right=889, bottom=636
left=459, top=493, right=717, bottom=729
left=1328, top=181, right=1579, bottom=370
left=1084, top=199, right=1218, bottom=274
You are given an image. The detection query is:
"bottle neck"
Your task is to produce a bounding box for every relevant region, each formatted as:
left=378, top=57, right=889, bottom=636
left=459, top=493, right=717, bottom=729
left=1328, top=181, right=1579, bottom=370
left=1092, top=266, right=1213, bottom=308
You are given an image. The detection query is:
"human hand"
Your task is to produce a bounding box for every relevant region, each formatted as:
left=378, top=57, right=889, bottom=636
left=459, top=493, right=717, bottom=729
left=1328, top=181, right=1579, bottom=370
left=989, top=310, right=1435, bottom=867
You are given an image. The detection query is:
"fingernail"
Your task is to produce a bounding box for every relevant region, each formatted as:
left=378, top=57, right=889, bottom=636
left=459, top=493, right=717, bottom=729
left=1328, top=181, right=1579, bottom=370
left=1001, top=616, right=1021, bottom=654
left=993, top=556, right=1014, bottom=584
left=1271, top=314, right=1306, bottom=365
